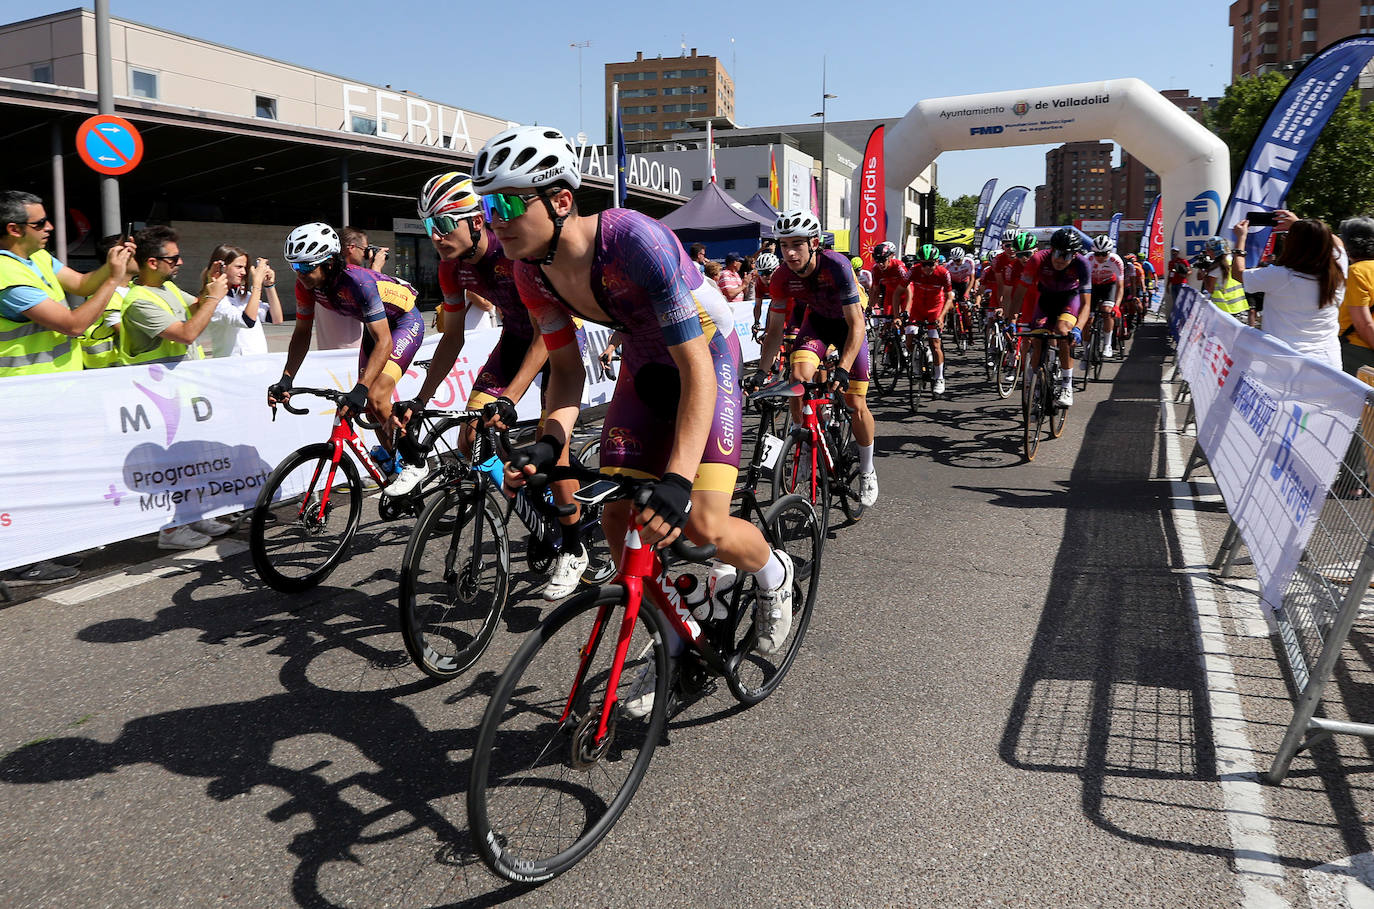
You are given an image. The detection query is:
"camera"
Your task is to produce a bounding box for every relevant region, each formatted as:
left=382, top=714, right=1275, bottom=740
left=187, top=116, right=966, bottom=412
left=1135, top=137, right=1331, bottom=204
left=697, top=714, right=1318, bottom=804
left=365, top=245, right=381, bottom=260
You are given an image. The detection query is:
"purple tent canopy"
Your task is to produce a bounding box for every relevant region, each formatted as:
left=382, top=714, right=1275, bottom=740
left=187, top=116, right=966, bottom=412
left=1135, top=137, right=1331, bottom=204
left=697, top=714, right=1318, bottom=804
left=659, top=181, right=775, bottom=237
left=743, top=192, right=779, bottom=223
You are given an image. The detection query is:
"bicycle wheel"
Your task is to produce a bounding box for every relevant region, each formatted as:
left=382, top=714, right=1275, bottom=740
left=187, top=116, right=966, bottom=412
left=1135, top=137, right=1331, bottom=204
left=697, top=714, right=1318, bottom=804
left=771, top=433, right=832, bottom=540
left=1089, top=325, right=1104, bottom=381
left=579, top=504, right=618, bottom=585
left=905, top=345, right=919, bottom=413
left=467, top=585, right=670, bottom=884
left=868, top=336, right=890, bottom=396
left=398, top=485, right=510, bottom=680
left=1050, top=373, right=1069, bottom=440
left=250, top=443, right=363, bottom=592
left=831, top=412, right=866, bottom=523
left=1022, top=367, right=1044, bottom=461
left=573, top=436, right=601, bottom=471
left=997, top=340, right=1019, bottom=398
left=724, top=494, right=822, bottom=705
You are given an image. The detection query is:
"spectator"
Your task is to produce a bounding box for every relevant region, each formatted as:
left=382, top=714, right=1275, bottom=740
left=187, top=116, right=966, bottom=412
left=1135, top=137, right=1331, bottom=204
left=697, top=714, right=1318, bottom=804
left=1165, top=245, right=1189, bottom=316
left=121, top=225, right=234, bottom=550
left=310, top=226, right=382, bottom=350
left=740, top=255, right=757, bottom=302
left=703, top=259, right=722, bottom=282
left=758, top=237, right=775, bottom=257
left=717, top=253, right=745, bottom=302
left=1337, top=216, right=1374, bottom=375
left=0, top=190, right=131, bottom=377
left=1232, top=211, right=1347, bottom=369
left=689, top=243, right=708, bottom=274
left=79, top=233, right=141, bottom=369
left=201, top=245, right=282, bottom=357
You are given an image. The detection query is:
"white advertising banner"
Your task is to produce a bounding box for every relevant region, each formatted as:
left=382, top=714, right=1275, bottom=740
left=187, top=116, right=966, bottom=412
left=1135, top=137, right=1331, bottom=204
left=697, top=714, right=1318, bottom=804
left=1174, top=286, right=1368, bottom=608
left=786, top=160, right=808, bottom=212
left=0, top=304, right=760, bottom=571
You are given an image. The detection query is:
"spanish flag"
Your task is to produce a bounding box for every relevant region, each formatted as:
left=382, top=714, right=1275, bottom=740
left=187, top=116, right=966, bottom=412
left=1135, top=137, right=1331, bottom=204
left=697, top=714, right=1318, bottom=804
left=769, top=148, right=779, bottom=208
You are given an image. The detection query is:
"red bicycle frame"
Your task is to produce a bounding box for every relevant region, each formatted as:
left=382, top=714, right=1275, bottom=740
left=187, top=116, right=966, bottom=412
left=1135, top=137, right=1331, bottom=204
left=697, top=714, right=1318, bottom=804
left=557, top=525, right=708, bottom=747
left=296, top=415, right=388, bottom=523
left=782, top=386, right=839, bottom=504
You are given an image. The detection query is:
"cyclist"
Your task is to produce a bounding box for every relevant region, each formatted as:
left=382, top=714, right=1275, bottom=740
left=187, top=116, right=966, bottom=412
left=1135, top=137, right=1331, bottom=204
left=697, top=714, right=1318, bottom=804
left=870, top=241, right=909, bottom=318
left=851, top=255, right=873, bottom=299
left=388, top=171, right=590, bottom=600
left=471, top=125, right=796, bottom=681
left=1088, top=235, right=1124, bottom=358
left=270, top=222, right=425, bottom=471
left=750, top=251, right=780, bottom=330
left=906, top=243, right=953, bottom=395
left=753, top=209, right=879, bottom=507
left=947, top=245, right=976, bottom=337
left=1006, top=227, right=1091, bottom=407
left=1122, top=253, right=1147, bottom=337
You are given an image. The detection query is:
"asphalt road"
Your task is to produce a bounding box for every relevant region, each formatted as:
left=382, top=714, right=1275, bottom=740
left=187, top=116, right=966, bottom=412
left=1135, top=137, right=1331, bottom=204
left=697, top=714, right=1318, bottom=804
left=3, top=321, right=1373, bottom=908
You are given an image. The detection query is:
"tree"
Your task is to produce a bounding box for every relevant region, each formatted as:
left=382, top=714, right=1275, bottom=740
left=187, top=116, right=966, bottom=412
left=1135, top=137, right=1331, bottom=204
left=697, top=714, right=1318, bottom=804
left=933, top=191, right=981, bottom=229
left=1207, top=71, right=1374, bottom=227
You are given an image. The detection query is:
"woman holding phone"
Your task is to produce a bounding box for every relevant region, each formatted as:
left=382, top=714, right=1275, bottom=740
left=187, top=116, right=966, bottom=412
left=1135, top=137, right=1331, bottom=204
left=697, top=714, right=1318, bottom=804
left=202, top=245, right=283, bottom=357
left=1232, top=210, right=1347, bottom=368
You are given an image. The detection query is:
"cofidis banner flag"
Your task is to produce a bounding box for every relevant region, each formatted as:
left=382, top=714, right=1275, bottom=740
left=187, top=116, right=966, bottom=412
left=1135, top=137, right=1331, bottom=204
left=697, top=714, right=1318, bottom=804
left=974, top=178, right=997, bottom=230
left=1145, top=196, right=1166, bottom=278
left=978, top=185, right=1030, bottom=256
left=1220, top=35, right=1374, bottom=267
left=857, top=125, right=885, bottom=267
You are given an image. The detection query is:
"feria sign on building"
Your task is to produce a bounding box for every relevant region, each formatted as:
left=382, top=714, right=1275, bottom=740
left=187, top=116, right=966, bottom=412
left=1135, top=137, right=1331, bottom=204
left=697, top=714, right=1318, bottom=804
left=850, top=78, right=1229, bottom=259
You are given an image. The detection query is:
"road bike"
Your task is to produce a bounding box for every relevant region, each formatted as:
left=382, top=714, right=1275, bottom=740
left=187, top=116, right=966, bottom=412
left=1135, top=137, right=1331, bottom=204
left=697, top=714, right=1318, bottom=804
left=907, top=320, right=939, bottom=401
left=985, top=312, right=1020, bottom=398
left=769, top=371, right=866, bottom=538
left=868, top=314, right=917, bottom=412
left=1019, top=330, right=1072, bottom=462
left=1082, top=308, right=1110, bottom=383
left=397, top=411, right=616, bottom=680
left=466, top=470, right=822, bottom=883
left=249, top=387, right=454, bottom=592
left=948, top=297, right=976, bottom=353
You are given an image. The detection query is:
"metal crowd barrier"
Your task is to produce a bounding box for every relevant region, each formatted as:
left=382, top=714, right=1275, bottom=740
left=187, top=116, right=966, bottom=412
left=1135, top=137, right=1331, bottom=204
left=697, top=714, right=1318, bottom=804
left=1265, top=369, right=1374, bottom=783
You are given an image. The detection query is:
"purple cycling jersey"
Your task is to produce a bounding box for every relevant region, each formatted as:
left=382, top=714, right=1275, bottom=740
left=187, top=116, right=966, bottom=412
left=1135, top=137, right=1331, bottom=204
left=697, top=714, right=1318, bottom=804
left=514, top=208, right=734, bottom=368
left=1018, top=250, right=1091, bottom=307
left=438, top=234, right=533, bottom=340
left=294, top=264, right=418, bottom=326
left=767, top=249, right=861, bottom=322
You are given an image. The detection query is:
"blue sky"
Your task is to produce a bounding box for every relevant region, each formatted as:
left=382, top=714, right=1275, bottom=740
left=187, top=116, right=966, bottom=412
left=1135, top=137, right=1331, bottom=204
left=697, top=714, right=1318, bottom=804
left=27, top=1, right=1235, bottom=207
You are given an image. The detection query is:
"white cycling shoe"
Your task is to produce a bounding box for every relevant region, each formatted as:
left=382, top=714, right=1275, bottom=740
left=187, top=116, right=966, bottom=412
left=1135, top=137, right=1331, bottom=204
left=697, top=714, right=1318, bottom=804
left=858, top=470, right=879, bottom=507
left=1056, top=384, right=1074, bottom=407
left=753, top=551, right=795, bottom=656
left=621, top=661, right=658, bottom=719
left=933, top=377, right=946, bottom=395
left=386, top=462, right=430, bottom=497
left=541, top=547, right=588, bottom=601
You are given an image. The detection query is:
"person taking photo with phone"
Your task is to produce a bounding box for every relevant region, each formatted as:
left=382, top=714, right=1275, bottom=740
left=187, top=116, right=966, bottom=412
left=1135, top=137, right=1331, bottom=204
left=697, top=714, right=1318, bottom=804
left=202, top=247, right=282, bottom=357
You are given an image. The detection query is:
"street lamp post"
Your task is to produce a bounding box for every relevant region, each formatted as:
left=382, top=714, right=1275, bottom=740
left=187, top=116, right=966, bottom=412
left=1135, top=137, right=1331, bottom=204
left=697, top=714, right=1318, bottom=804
left=810, top=56, right=837, bottom=231
left=570, top=40, right=591, bottom=139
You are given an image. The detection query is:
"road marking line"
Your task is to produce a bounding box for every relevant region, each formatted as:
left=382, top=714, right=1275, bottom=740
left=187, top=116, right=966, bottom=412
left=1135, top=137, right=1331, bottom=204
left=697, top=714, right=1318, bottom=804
left=44, top=540, right=249, bottom=606
left=1161, top=382, right=1290, bottom=909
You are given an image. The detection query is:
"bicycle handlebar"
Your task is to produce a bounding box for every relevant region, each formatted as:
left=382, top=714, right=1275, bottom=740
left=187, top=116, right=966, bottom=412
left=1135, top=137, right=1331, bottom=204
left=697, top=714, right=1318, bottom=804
left=274, top=387, right=383, bottom=429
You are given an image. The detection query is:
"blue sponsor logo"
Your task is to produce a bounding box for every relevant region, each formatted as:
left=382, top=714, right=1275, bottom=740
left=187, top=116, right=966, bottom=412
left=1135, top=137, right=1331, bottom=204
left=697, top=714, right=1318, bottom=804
left=970, top=125, right=1004, bottom=136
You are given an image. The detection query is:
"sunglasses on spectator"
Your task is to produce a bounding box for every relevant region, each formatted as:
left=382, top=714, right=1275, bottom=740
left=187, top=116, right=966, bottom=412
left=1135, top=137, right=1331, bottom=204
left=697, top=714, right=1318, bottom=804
left=481, top=191, right=543, bottom=222
left=150, top=254, right=183, bottom=264
left=290, top=261, right=320, bottom=274
left=424, top=214, right=471, bottom=236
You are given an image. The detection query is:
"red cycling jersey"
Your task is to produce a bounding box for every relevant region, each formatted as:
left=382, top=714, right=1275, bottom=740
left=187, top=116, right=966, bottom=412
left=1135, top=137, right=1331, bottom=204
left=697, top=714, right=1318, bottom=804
left=907, top=264, right=951, bottom=322
left=872, top=260, right=909, bottom=314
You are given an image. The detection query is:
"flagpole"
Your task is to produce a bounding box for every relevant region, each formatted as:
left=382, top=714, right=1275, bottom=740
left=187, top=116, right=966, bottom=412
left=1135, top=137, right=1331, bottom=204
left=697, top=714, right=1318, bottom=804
left=707, top=120, right=715, bottom=184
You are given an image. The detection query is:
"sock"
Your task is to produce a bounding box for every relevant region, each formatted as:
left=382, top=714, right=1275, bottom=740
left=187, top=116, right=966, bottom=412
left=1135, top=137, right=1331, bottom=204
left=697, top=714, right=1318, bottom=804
left=753, top=551, right=786, bottom=591
left=663, top=621, right=685, bottom=657
left=859, top=443, right=875, bottom=473
left=1061, top=368, right=1074, bottom=384
left=560, top=519, right=583, bottom=556
left=395, top=431, right=425, bottom=467
left=935, top=364, right=944, bottom=380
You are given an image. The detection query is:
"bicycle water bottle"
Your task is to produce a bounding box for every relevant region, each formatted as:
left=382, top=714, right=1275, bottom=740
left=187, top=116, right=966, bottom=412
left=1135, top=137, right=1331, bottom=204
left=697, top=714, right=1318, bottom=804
left=703, top=562, right=736, bottom=623
left=674, top=574, right=711, bottom=624
left=370, top=444, right=396, bottom=475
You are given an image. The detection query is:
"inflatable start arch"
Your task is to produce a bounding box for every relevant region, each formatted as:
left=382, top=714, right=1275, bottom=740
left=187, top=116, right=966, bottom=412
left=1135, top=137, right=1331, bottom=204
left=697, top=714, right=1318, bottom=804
left=856, top=78, right=1229, bottom=258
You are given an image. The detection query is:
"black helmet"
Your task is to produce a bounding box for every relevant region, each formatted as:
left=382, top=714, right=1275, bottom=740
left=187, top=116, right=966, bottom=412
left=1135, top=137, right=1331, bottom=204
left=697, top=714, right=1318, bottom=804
left=1049, top=227, right=1082, bottom=255
left=901, top=254, right=918, bottom=268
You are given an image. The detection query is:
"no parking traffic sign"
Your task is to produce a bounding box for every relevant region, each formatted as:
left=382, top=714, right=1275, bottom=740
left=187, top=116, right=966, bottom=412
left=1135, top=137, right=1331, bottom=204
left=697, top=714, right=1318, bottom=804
left=76, top=115, right=144, bottom=176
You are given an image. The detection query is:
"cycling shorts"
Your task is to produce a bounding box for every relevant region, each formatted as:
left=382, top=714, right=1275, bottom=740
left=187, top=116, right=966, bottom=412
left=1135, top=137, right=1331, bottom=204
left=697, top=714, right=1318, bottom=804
left=599, top=327, right=742, bottom=495
left=909, top=296, right=945, bottom=326
left=952, top=281, right=968, bottom=302
left=790, top=311, right=870, bottom=398
left=1033, top=291, right=1084, bottom=328
left=359, top=309, right=424, bottom=382
left=1090, top=282, right=1118, bottom=307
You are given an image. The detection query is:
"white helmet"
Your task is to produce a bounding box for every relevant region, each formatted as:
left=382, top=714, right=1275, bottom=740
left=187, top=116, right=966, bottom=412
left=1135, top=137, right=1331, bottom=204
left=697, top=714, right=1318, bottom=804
left=1092, top=234, right=1115, bottom=254
left=472, top=125, right=582, bottom=194
left=774, top=209, right=821, bottom=239
left=950, top=246, right=966, bottom=261
left=283, top=222, right=339, bottom=266
left=755, top=252, right=780, bottom=274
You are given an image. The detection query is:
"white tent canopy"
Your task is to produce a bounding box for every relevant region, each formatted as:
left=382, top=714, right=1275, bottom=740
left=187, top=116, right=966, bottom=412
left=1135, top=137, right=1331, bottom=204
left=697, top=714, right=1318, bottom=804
left=854, top=78, right=1229, bottom=258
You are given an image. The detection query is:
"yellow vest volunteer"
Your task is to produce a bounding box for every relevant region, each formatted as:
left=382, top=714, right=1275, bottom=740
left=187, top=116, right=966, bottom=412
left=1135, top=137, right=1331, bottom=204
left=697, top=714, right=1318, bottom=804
left=0, top=249, right=83, bottom=375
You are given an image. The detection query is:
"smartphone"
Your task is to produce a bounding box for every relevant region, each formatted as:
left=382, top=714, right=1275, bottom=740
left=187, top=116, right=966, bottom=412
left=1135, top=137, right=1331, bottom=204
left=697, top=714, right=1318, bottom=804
left=122, top=221, right=134, bottom=242
left=211, top=260, right=225, bottom=276
left=1247, top=210, right=1279, bottom=227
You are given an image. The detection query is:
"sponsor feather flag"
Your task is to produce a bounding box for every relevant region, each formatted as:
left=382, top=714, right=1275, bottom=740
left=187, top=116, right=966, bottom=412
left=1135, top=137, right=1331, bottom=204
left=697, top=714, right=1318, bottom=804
left=1220, top=35, right=1374, bottom=266
left=974, top=178, right=997, bottom=229
left=978, top=186, right=1030, bottom=256
left=1107, top=212, right=1122, bottom=246
left=613, top=84, right=627, bottom=208
left=857, top=125, right=885, bottom=267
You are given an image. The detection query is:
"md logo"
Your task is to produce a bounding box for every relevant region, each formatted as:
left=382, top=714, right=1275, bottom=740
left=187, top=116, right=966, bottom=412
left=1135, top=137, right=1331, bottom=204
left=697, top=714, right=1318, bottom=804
left=970, top=125, right=1004, bottom=136
left=112, top=364, right=214, bottom=446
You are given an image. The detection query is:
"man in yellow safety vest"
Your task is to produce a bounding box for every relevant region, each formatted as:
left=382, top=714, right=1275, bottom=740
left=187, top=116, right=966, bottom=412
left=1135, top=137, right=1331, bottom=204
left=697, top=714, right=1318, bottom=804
left=0, top=190, right=133, bottom=378
left=119, top=225, right=226, bottom=366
